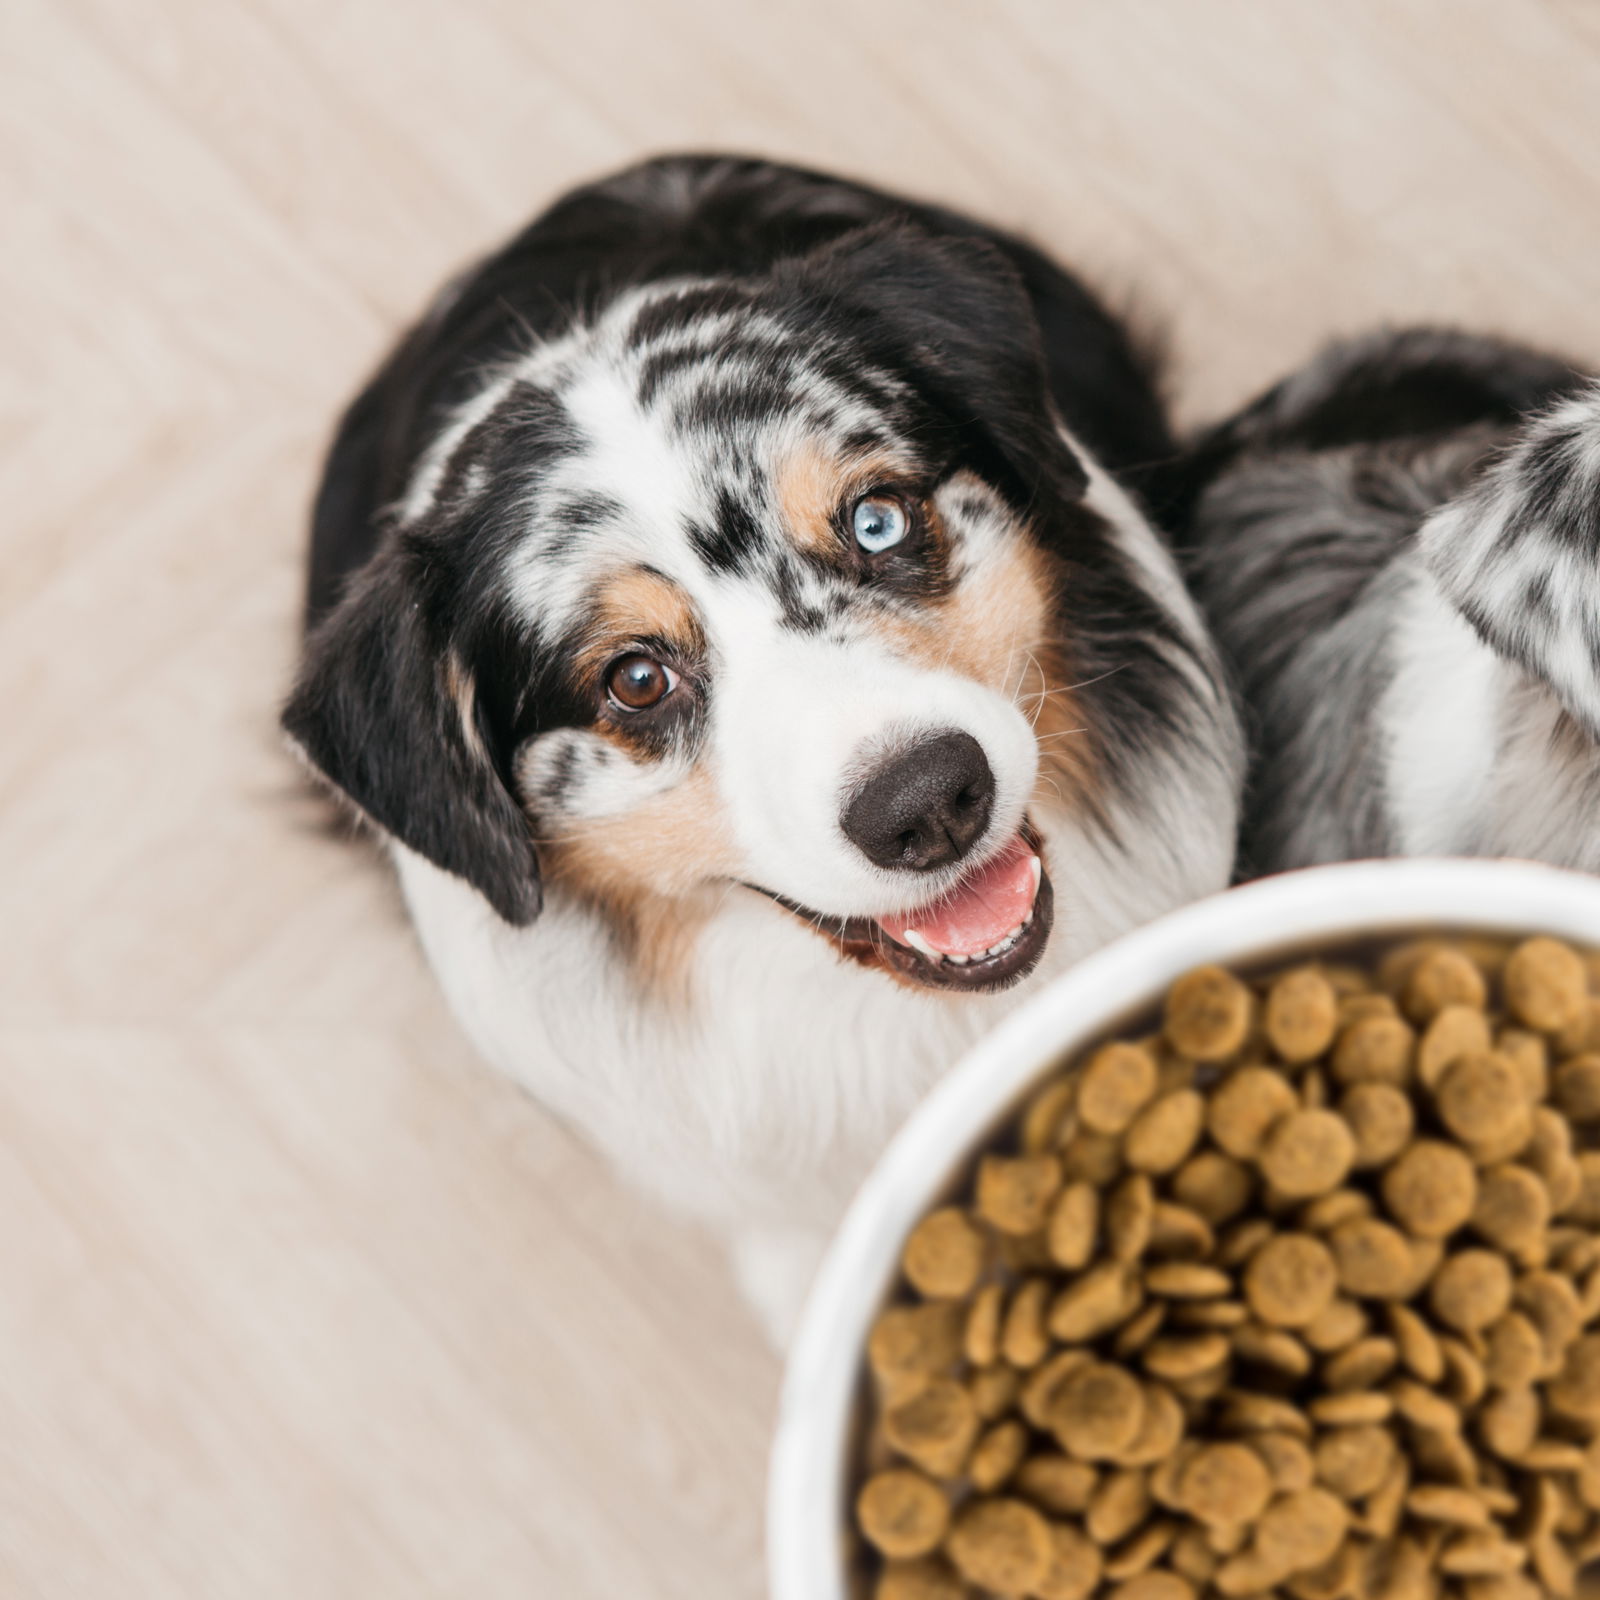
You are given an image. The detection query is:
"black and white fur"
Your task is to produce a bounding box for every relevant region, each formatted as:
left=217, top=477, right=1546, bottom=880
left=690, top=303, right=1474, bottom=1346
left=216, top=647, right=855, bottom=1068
left=1174, top=327, right=1600, bottom=879
left=284, top=155, right=1242, bottom=1341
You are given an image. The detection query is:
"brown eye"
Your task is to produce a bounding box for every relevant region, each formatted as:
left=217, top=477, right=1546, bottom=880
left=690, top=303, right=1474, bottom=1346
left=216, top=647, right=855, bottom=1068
left=606, top=653, right=675, bottom=711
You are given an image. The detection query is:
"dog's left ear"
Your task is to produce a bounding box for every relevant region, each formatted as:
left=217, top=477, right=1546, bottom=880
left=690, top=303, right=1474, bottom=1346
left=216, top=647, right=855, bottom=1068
left=282, top=542, right=542, bottom=924
left=789, top=221, right=1090, bottom=507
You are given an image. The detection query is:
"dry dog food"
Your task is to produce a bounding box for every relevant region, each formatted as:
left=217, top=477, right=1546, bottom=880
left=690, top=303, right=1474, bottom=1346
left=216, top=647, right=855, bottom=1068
left=854, top=936, right=1600, bottom=1600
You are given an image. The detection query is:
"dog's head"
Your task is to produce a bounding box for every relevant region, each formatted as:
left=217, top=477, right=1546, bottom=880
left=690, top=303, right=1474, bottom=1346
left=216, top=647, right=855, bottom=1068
left=286, top=223, right=1175, bottom=994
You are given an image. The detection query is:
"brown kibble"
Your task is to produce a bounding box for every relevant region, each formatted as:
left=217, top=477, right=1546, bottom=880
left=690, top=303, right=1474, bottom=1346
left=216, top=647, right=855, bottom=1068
left=1249, top=1431, right=1316, bottom=1495
left=1321, top=1334, right=1398, bottom=1389
left=1113, top=1383, right=1186, bottom=1469
left=1165, top=966, right=1254, bottom=1061
left=1169, top=1528, right=1218, bottom=1586
left=1171, top=1151, right=1255, bottom=1224
left=970, top=1363, right=1022, bottom=1422
left=1001, top=1278, right=1052, bottom=1369
left=1298, top=1187, right=1371, bottom=1233
left=1087, top=1467, right=1153, bottom=1546
left=1517, top=1271, right=1585, bottom=1366
left=1435, top=1053, right=1532, bottom=1148
left=1265, top=968, right=1340, bottom=1064
left=1114, top=1300, right=1168, bottom=1360
left=1244, top=1232, right=1338, bottom=1327
left=1429, top=1249, right=1513, bottom=1332
left=1259, top=1109, right=1356, bottom=1199
left=1471, top=1165, right=1551, bottom=1254
left=1388, top=1303, right=1445, bottom=1382
left=1314, top=1424, right=1395, bottom=1498
left=870, top=1302, right=966, bottom=1381
left=1498, top=1027, right=1550, bottom=1100
left=1566, top=1149, right=1600, bottom=1223
left=1034, top=1524, right=1104, bottom=1600
left=1256, top=1487, right=1350, bottom=1578
left=1391, top=1375, right=1462, bottom=1433
left=1330, top=1216, right=1416, bottom=1298
left=874, top=1556, right=966, bottom=1600
left=1484, top=1312, right=1545, bottom=1391
left=1340, top=1082, right=1415, bottom=1169
left=1125, top=1090, right=1206, bottom=1175
left=1050, top=1362, right=1146, bottom=1461
left=1439, top=1334, right=1488, bottom=1409
left=1105, top=1521, right=1182, bottom=1581
left=1143, top=1331, right=1231, bottom=1382
left=1021, top=1349, right=1093, bottom=1429
left=1049, top=1263, right=1138, bottom=1343
left=1309, top=1390, right=1393, bottom=1425
left=1106, top=1173, right=1156, bottom=1262
left=1303, top=1297, right=1368, bottom=1353
left=947, top=1497, right=1053, bottom=1595
left=884, top=1378, right=980, bottom=1478
left=969, top=1419, right=1030, bottom=1493
left=1437, top=1531, right=1529, bottom=1578
left=1332, top=1013, right=1415, bottom=1086
left=1553, top=1054, right=1600, bottom=1123
left=857, top=1468, right=950, bottom=1558
left=1546, top=1332, right=1600, bottom=1423
left=1145, top=1261, right=1232, bottom=1299
left=903, top=1207, right=987, bottom=1299
left=1147, top=1202, right=1216, bottom=1260
left=1479, top=1387, right=1541, bottom=1460
left=1079, top=1042, right=1160, bottom=1134
left=1417, top=1005, right=1493, bottom=1089
left=1022, top=1075, right=1080, bottom=1155
left=1232, top=1322, right=1312, bottom=1378
left=1504, top=937, right=1588, bottom=1032
left=965, top=1284, right=1004, bottom=1368
left=1014, top=1453, right=1098, bottom=1516
left=1047, top=1182, right=1100, bottom=1271
left=976, top=1153, right=1063, bottom=1236
left=1381, top=1140, right=1478, bottom=1237
left=1060, top=1129, right=1124, bottom=1187
left=1107, top=1574, right=1193, bottom=1600
left=1208, top=1066, right=1298, bottom=1160
left=1178, top=1441, right=1272, bottom=1526
left=1402, top=947, right=1487, bottom=1024
left=1556, top=994, right=1600, bottom=1057
left=1406, top=1484, right=1491, bottom=1527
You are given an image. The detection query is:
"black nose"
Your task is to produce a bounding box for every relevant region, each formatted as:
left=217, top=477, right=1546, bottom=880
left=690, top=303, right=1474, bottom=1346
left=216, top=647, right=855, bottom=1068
left=841, top=730, right=996, bottom=872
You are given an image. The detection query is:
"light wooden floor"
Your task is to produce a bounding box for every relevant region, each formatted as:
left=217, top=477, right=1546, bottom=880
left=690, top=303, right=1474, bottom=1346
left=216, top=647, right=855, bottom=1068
left=5, top=3, right=1600, bottom=1596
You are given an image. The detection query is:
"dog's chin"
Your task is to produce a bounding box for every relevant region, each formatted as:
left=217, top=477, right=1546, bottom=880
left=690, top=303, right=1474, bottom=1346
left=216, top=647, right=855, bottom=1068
left=758, top=823, right=1055, bottom=994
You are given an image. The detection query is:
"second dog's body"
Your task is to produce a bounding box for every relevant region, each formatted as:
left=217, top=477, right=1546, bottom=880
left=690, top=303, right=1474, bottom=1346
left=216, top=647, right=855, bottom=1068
left=1175, top=328, right=1600, bottom=881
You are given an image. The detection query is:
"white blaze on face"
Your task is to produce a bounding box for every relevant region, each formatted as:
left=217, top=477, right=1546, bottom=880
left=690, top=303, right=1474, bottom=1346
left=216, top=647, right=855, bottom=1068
left=701, top=586, right=1039, bottom=918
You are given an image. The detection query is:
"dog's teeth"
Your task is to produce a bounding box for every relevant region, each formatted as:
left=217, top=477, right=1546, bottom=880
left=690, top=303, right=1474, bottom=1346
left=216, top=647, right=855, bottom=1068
left=945, top=953, right=969, bottom=966
left=1029, top=854, right=1042, bottom=891
left=902, top=928, right=940, bottom=962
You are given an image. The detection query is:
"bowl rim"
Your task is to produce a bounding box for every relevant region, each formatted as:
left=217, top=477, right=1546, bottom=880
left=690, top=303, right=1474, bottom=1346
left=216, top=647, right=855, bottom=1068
left=767, top=857, right=1600, bottom=1600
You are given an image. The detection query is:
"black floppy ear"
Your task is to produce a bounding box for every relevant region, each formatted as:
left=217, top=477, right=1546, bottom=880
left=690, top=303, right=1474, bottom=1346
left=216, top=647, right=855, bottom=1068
left=282, top=546, right=542, bottom=925
left=789, top=222, right=1090, bottom=506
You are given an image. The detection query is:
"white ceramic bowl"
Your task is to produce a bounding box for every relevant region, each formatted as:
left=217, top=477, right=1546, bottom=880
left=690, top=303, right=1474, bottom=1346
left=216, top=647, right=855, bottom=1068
left=768, top=858, right=1600, bottom=1600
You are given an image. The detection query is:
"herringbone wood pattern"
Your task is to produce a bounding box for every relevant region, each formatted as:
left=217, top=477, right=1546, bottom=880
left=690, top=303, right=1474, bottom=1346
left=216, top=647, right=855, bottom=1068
left=5, top=2, right=1600, bottom=1595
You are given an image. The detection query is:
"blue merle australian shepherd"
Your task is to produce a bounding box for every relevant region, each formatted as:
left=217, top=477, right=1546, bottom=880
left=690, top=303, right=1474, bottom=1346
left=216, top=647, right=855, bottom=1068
left=283, top=155, right=1242, bottom=1341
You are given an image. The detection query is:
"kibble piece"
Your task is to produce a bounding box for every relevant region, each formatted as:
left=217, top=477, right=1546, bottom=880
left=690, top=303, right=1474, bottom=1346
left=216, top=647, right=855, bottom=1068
left=1047, top=1182, right=1100, bottom=1271
left=1484, top=1311, right=1545, bottom=1391
left=976, top=1153, right=1063, bottom=1236
left=1381, top=1140, right=1478, bottom=1237
left=1144, top=1330, right=1231, bottom=1381
left=969, top=1419, right=1029, bottom=1493
left=1298, top=1188, right=1372, bottom=1234
left=1554, top=1053, right=1600, bottom=1123
left=1388, top=1303, right=1445, bottom=1382
left=1145, top=1261, right=1232, bottom=1299
left=1114, top=1301, right=1168, bottom=1360
left=1000, top=1278, right=1052, bottom=1369
left=1332, top=1014, right=1416, bottom=1086
left=946, top=1497, right=1053, bottom=1595
left=1259, top=1109, right=1356, bottom=1199
left=1504, top=936, right=1588, bottom=1032
left=1402, top=947, right=1488, bottom=1024
left=1418, top=1005, right=1494, bottom=1089
left=1050, top=1362, right=1146, bottom=1461
left=1125, top=1090, right=1206, bottom=1175
left=1265, top=968, right=1340, bottom=1064
left=1430, top=1249, right=1514, bottom=1333
left=965, top=1283, right=1004, bottom=1368
left=1014, top=1453, right=1098, bottom=1516
left=1061, top=1129, right=1124, bottom=1187
left=875, top=1557, right=965, bottom=1600
left=1321, top=1334, right=1398, bottom=1389
left=1547, top=1331, right=1600, bottom=1423
left=1556, top=995, right=1600, bottom=1058
left=1499, top=1027, right=1550, bottom=1100
left=1171, top=1152, right=1254, bottom=1225
left=1314, top=1424, right=1395, bottom=1498
left=857, top=1468, right=950, bottom=1558
left=1021, top=1349, right=1093, bottom=1429
left=1255, top=1488, right=1350, bottom=1579
left=1108, top=1574, right=1193, bottom=1600
left=1330, top=1216, right=1417, bottom=1299
left=902, top=1207, right=987, bottom=1299
left=1438, top=1532, right=1530, bottom=1579
left=1517, top=1271, right=1585, bottom=1365
left=870, top=1302, right=966, bottom=1382
left=1406, top=1484, right=1492, bottom=1528
left=1114, top=1382, right=1185, bottom=1468
left=1049, top=1263, right=1138, bottom=1343
left=1337, top=1082, right=1414, bottom=1171
left=1303, top=1297, right=1368, bottom=1353
left=1479, top=1386, right=1541, bottom=1460
left=1310, top=1390, right=1393, bottom=1425
left=1208, top=1067, right=1299, bottom=1160
left=1087, top=1466, right=1153, bottom=1545
left=1435, top=1054, right=1532, bottom=1148
left=1250, top=1431, right=1315, bottom=1493
left=1034, top=1525, right=1104, bottom=1600
left=1079, top=1042, right=1160, bottom=1134
left=1147, top=1202, right=1216, bottom=1261
left=970, top=1365, right=1021, bottom=1425
left=1106, top=1173, right=1156, bottom=1262
left=884, top=1379, right=980, bottom=1478
left=1244, top=1231, right=1338, bottom=1327
left=1566, top=1149, right=1600, bottom=1223
left=1165, top=966, right=1254, bottom=1061
left=1022, top=1076, right=1080, bottom=1155
left=1471, top=1164, right=1551, bottom=1254
left=1178, top=1441, right=1272, bottom=1527
left=1232, top=1322, right=1311, bottom=1378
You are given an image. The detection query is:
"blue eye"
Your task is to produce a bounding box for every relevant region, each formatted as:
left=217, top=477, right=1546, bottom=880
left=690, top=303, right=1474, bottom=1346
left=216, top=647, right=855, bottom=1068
left=852, top=495, right=910, bottom=554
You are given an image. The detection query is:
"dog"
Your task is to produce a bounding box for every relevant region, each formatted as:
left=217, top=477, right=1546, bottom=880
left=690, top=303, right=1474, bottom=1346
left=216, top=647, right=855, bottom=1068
left=283, top=154, right=1243, bottom=1342
left=1171, top=326, right=1600, bottom=881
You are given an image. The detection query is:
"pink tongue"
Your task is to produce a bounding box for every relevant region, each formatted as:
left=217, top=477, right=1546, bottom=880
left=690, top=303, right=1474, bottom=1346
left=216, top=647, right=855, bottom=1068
left=875, top=835, right=1040, bottom=957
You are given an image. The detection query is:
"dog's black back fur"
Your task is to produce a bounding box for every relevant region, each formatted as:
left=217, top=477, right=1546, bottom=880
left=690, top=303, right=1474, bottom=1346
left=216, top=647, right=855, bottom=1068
left=306, top=154, right=1172, bottom=629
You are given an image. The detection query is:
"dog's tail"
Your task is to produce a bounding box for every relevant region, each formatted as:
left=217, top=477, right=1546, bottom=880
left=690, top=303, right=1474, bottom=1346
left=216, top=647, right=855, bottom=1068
left=1420, top=380, right=1600, bottom=736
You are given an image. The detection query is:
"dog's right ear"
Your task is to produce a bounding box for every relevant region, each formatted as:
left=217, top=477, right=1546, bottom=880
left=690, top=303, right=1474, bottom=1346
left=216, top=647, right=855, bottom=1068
left=282, top=542, right=543, bottom=925
left=1419, top=382, right=1600, bottom=739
